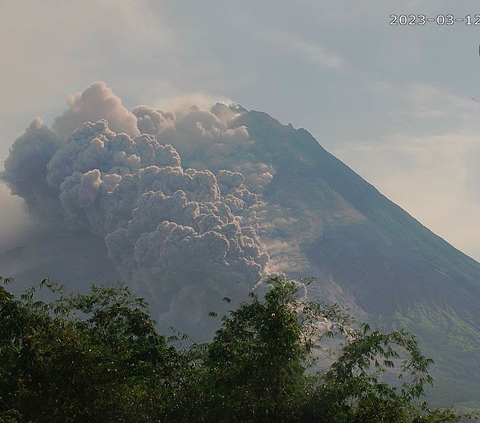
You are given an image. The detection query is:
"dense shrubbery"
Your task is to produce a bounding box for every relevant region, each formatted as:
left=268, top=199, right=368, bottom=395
left=0, top=275, right=474, bottom=422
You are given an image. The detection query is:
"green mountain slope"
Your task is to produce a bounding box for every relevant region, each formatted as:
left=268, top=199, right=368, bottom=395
left=233, top=110, right=480, bottom=407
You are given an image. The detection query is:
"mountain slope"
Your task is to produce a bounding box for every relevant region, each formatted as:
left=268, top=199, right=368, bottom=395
left=233, top=110, right=480, bottom=407
left=3, top=92, right=480, bottom=408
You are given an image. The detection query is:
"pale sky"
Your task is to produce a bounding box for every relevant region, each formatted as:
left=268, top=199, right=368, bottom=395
left=2, top=0, right=480, bottom=260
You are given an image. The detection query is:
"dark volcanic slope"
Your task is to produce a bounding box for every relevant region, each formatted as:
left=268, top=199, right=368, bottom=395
left=234, top=111, right=480, bottom=406
left=3, top=104, right=480, bottom=406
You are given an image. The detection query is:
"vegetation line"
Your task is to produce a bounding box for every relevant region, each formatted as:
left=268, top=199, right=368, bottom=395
left=0, top=276, right=476, bottom=422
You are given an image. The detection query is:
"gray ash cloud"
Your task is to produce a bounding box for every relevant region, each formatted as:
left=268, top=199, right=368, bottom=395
left=1, top=82, right=275, bottom=335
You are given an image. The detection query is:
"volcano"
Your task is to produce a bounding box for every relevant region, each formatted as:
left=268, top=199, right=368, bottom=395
left=233, top=110, right=480, bottom=407
left=2, top=84, right=480, bottom=407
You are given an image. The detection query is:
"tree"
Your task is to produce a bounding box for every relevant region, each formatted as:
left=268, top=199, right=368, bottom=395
left=200, top=277, right=474, bottom=423
left=0, top=278, right=179, bottom=423
left=0, top=275, right=475, bottom=422
left=202, top=278, right=316, bottom=422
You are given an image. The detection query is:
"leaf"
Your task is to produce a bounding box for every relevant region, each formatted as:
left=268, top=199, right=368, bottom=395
left=384, top=359, right=395, bottom=369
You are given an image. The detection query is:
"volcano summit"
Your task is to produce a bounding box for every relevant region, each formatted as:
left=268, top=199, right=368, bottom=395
left=2, top=82, right=480, bottom=407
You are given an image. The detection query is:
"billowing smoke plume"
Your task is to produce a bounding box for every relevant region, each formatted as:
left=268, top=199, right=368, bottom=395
left=1, top=82, right=275, bottom=335
left=2, top=118, right=62, bottom=219
left=131, top=103, right=276, bottom=193
left=53, top=82, right=140, bottom=139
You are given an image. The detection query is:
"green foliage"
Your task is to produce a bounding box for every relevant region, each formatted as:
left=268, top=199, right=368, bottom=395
left=0, top=276, right=475, bottom=422
left=0, top=278, right=177, bottom=422
left=202, top=278, right=317, bottom=422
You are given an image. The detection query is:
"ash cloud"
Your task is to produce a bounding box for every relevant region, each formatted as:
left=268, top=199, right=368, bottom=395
left=1, top=82, right=275, bottom=336
left=1, top=118, right=62, bottom=219
left=53, top=81, right=139, bottom=139
left=132, top=103, right=276, bottom=193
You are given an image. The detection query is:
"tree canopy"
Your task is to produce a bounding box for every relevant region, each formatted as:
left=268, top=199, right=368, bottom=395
left=0, top=275, right=475, bottom=422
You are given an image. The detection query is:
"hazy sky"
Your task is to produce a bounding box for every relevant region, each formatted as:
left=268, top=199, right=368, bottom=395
left=2, top=0, right=480, bottom=260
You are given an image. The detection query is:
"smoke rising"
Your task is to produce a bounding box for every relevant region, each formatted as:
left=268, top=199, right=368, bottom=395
left=52, top=82, right=140, bottom=139
left=2, top=118, right=61, bottom=217
left=131, top=103, right=276, bottom=193
left=1, top=82, right=275, bottom=335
